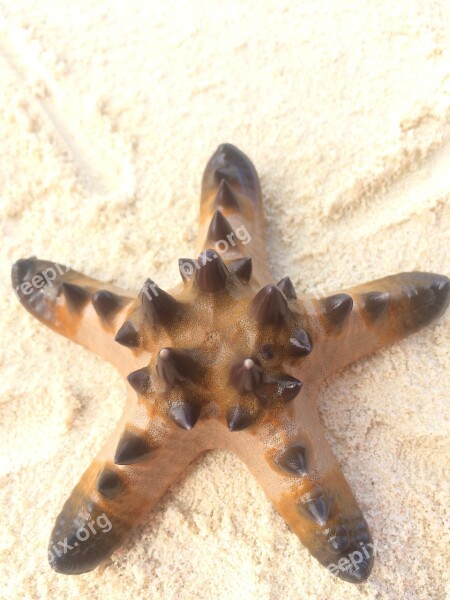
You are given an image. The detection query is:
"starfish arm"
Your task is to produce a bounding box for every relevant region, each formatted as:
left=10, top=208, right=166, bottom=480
left=48, top=396, right=201, bottom=575
left=11, top=257, right=136, bottom=366
left=196, top=143, right=271, bottom=287
left=233, top=393, right=374, bottom=583
left=309, top=271, right=450, bottom=377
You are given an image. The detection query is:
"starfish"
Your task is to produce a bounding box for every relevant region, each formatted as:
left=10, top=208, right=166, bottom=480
left=12, top=144, right=449, bottom=583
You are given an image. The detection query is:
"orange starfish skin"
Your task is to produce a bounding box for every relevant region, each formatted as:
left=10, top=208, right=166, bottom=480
left=11, top=144, right=449, bottom=583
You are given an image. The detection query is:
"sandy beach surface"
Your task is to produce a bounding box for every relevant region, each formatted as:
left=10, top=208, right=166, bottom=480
left=1, top=1, right=449, bottom=599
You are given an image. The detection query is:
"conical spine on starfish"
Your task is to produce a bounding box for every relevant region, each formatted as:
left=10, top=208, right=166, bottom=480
left=276, top=276, right=297, bottom=300
left=92, top=290, right=126, bottom=321
left=252, top=284, right=290, bottom=326
left=141, top=279, right=179, bottom=327
left=228, top=257, right=252, bottom=282
left=195, top=249, right=231, bottom=292
left=213, top=179, right=240, bottom=210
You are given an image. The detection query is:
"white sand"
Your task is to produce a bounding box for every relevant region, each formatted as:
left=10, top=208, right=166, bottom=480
left=1, top=1, right=449, bottom=599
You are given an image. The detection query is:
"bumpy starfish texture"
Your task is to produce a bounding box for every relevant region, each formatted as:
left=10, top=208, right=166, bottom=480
left=12, top=144, right=449, bottom=583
